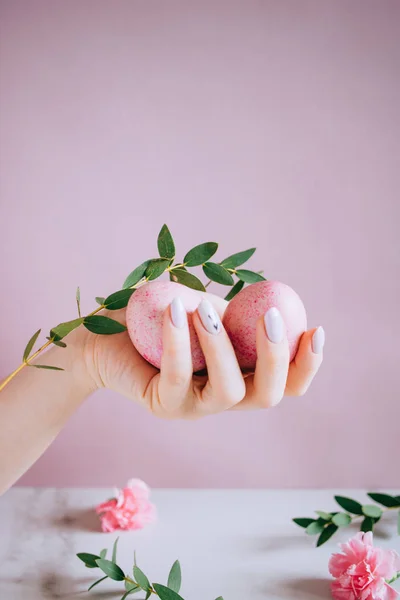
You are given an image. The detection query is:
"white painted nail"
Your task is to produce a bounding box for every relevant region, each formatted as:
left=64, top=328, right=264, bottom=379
left=170, top=297, right=186, bottom=329
left=264, top=307, right=284, bottom=343
left=198, top=299, right=222, bottom=334
left=312, top=326, right=325, bottom=354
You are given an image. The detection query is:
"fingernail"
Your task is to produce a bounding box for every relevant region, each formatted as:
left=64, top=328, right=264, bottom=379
left=170, top=297, right=186, bottom=329
left=198, top=299, right=222, bottom=334
left=264, top=307, right=284, bottom=343
left=312, top=326, right=325, bottom=354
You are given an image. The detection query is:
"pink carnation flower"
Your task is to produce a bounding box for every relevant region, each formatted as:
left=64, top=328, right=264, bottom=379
left=96, top=479, right=156, bottom=533
left=329, top=532, right=400, bottom=600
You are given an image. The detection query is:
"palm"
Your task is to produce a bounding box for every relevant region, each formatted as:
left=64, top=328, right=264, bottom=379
left=85, top=293, right=229, bottom=418
left=83, top=291, right=323, bottom=418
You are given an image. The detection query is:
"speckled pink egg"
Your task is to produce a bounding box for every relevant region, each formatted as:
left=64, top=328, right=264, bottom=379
left=223, top=281, right=307, bottom=369
left=126, top=280, right=206, bottom=371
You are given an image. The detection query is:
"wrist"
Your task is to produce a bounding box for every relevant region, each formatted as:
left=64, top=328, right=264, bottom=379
left=38, top=326, right=98, bottom=400
left=67, top=326, right=100, bottom=397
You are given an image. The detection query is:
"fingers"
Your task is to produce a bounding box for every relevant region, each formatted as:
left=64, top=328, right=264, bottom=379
left=192, top=299, right=245, bottom=413
left=235, top=308, right=290, bottom=409
left=158, top=298, right=193, bottom=412
left=154, top=295, right=324, bottom=420
left=285, top=326, right=325, bottom=396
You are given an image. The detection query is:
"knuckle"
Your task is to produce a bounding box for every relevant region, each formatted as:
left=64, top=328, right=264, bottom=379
left=266, top=351, right=289, bottom=373
left=165, top=344, right=180, bottom=363
left=166, top=371, right=189, bottom=388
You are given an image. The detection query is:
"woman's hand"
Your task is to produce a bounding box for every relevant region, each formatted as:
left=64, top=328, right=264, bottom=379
left=83, top=293, right=324, bottom=419
left=0, top=292, right=324, bottom=492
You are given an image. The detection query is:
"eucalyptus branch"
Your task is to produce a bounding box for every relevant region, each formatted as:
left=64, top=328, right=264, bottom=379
left=293, top=492, right=400, bottom=546
left=77, top=537, right=224, bottom=600
left=1, top=225, right=264, bottom=393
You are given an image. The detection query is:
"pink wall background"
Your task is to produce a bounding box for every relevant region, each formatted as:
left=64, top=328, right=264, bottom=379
left=0, top=0, right=399, bottom=489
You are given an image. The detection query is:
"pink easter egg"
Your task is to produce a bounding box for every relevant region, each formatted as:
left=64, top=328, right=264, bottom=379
left=223, top=280, right=307, bottom=369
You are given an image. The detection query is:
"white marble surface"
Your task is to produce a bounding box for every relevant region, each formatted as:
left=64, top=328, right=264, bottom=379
left=0, top=488, right=399, bottom=599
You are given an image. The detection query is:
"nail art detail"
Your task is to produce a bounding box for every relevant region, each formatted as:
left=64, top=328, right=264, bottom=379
left=170, top=297, right=186, bottom=329
left=264, top=307, right=284, bottom=343
left=312, top=326, right=325, bottom=354
left=198, top=299, right=222, bottom=334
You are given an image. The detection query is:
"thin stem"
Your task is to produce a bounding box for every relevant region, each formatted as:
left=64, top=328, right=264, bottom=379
left=0, top=338, right=53, bottom=392
left=0, top=277, right=151, bottom=393
left=124, top=577, right=156, bottom=595
left=0, top=306, right=104, bottom=393
left=205, top=280, right=212, bottom=288
left=349, top=506, right=398, bottom=524
left=0, top=362, right=27, bottom=391
left=169, top=263, right=185, bottom=270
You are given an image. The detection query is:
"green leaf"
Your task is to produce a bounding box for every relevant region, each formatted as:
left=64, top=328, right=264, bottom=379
left=203, top=262, right=234, bottom=286
left=361, top=516, right=374, bottom=532
left=153, top=584, right=185, bottom=600
left=77, top=553, right=101, bottom=568
left=306, top=520, right=326, bottom=535
left=362, top=505, right=383, bottom=519
left=214, top=597, right=224, bottom=600
left=388, top=572, right=400, bottom=586
left=183, top=242, right=218, bottom=266
left=224, top=280, right=245, bottom=301
left=372, top=514, right=382, bottom=524
left=23, top=329, right=41, bottom=361
left=316, top=524, right=338, bottom=547
left=76, top=286, right=81, bottom=318
left=46, top=337, right=67, bottom=348
left=51, top=318, right=84, bottom=340
left=145, top=591, right=152, bottom=600
left=332, top=512, right=352, bottom=527
left=104, top=289, right=135, bottom=310
left=95, top=296, right=106, bottom=305
left=235, top=269, right=265, bottom=283
left=293, top=518, right=316, bottom=528
left=30, top=364, right=64, bottom=371
left=367, top=493, right=400, bottom=508
left=125, top=580, right=140, bottom=592
left=170, top=269, right=206, bottom=291
left=221, top=248, right=256, bottom=269
left=83, top=315, right=126, bottom=335
left=99, top=549, right=107, bottom=559
left=88, top=576, right=108, bottom=591
left=157, top=224, right=175, bottom=260
left=95, top=558, right=125, bottom=581
left=398, top=510, right=400, bottom=535
left=315, top=511, right=332, bottom=521
left=112, top=537, right=119, bottom=563
left=145, top=258, right=170, bottom=280
left=123, top=260, right=151, bottom=289
left=133, top=565, right=150, bottom=591
left=334, top=496, right=363, bottom=515
left=167, top=560, right=181, bottom=593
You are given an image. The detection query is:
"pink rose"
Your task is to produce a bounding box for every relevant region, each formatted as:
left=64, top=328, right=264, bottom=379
left=96, top=479, right=156, bottom=533
left=329, top=532, right=400, bottom=600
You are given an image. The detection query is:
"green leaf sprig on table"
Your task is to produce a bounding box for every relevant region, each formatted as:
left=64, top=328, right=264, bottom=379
left=77, top=537, right=224, bottom=600
left=0, top=224, right=264, bottom=392
left=293, top=492, right=400, bottom=546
